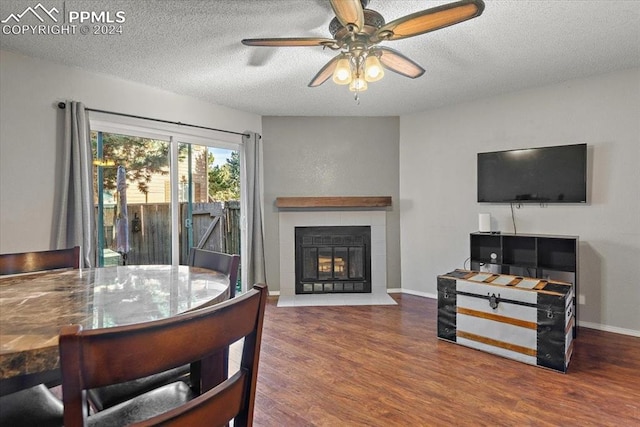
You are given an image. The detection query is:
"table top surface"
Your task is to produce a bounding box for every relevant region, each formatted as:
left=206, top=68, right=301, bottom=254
left=0, top=265, right=230, bottom=382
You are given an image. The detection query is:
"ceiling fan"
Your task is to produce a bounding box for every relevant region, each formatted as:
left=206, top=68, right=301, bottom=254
left=242, top=0, right=485, bottom=94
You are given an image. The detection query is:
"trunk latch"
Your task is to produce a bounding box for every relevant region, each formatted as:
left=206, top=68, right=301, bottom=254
left=489, top=293, right=500, bottom=309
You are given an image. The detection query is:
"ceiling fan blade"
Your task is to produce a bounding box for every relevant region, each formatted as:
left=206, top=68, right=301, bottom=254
left=308, top=54, right=342, bottom=87
left=374, top=47, right=425, bottom=79
left=373, top=0, right=485, bottom=41
left=242, top=37, right=338, bottom=47
left=329, top=0, right=364, bottom=32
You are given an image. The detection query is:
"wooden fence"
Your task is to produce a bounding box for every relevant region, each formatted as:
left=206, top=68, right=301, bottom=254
left=100, top=201, right=240, bottom=266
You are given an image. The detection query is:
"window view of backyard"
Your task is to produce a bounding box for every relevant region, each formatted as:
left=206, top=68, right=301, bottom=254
left=91, top=131, right=240, bottom=269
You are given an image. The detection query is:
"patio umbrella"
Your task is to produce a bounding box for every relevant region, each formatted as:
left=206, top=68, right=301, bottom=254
left=115, top=165, right=130, bottom=265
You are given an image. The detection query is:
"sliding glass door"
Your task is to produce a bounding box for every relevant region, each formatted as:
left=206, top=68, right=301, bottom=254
left=91, top=128, right=240, bottom=268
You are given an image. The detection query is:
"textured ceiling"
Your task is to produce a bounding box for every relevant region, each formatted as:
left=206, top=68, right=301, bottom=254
left=1, top=0, right=639, bottom=117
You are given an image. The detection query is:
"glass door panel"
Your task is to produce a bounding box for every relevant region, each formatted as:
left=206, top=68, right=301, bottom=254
left=92, top=131, right=171, bottom=266
left=318, top=248, right=333, bottom=280
left=177, top=144, right=241, bottom=291
left=334, top=247, right=348, bottom=279
left=177, top=142, right=209, bottom=264
left=302, top=247, right=318, bottom=280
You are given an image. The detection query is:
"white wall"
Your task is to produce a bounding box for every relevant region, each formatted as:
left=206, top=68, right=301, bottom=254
left=399, top=68, right=640, bottom=334
left=0, top=49, right=261, bottom=253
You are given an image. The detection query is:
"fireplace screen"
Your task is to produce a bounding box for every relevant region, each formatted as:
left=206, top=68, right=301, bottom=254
left=295, top=226, right=371, bottom=294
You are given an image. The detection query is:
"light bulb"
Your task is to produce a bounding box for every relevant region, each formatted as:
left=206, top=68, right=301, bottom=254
left=332, top=57, right=352, bottom=85
left=349, top=76, right=368, bottom=92
left=364, top=55, right=384, bottom=82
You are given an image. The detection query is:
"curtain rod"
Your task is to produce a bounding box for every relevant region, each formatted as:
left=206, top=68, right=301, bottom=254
left=57, top=102, right=251, bottom=138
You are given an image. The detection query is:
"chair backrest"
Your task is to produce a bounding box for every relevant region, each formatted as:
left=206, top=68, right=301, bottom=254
left=0, top=246, right=80, bottom=275
left=59, top=283, right=268, bottom=427
left=188, top=248, right=240, bottom=298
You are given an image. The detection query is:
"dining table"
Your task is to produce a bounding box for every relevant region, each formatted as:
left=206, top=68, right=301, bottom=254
left=0, top=264, right=230, bottom=396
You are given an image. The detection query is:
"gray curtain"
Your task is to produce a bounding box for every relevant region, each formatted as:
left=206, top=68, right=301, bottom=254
left=242, top=131, right=266, bottom=288
left=54, top=101, right=96, bottom=267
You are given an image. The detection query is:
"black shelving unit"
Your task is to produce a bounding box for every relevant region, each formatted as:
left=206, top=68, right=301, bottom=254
left=470, top=232, right=579, bottom=336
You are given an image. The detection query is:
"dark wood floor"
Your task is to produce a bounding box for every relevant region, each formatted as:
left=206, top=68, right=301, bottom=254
left=250, top=293, right=640, bottom=426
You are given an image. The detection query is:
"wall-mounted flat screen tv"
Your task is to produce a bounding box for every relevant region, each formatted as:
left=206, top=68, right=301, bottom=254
left=477, top=143, right=587, bottom=203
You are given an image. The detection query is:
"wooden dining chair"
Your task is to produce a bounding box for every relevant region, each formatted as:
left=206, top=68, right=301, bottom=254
left=188, top=248, right=241, bottom=298
left=87, top=249, right=241, bottom=412
left=187, top=249, right=242, bottom=399
left=0, top=246, right=80, bottom=275
left=60, top=283, right=268, bottom=427
left=0, top=246, right=80, bottom=427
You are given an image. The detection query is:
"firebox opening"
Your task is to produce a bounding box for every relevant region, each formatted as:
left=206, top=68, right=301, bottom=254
left=295, top=226, right=371, bottom=294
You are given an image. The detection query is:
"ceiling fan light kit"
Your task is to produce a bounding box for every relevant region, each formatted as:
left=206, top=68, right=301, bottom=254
left=332, top=54, right=353, bottom=84
left=364, top=54, right=384, bottom=82
left=332, top=49, right=383, bottom=92
left=242, top=0, right=485, bottom=97
left=349, top=77, right=367, bottom=92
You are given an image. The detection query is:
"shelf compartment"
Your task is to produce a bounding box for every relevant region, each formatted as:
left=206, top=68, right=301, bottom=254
left=537, top=238, right=577, bottom=271
left=502, top=236, right=536, bottom=266
left=470, top=234, right=502, bottom=263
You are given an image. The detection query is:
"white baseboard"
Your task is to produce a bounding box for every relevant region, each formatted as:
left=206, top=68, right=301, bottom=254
left=388, top=288, right=437, bottom=299
left=577, top=320, right=640, bottom=338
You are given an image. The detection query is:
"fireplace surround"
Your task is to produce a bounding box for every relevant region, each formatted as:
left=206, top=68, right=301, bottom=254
left=277, top=198, right=391, bottom=302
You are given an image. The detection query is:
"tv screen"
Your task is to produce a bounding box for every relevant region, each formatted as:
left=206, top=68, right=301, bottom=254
left=477, top=144, right=587, bottom=203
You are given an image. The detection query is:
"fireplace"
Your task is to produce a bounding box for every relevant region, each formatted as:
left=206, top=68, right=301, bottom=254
left=277, top=199, right=391, bottom=301
left=295, top=226, right=371, bottom=294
